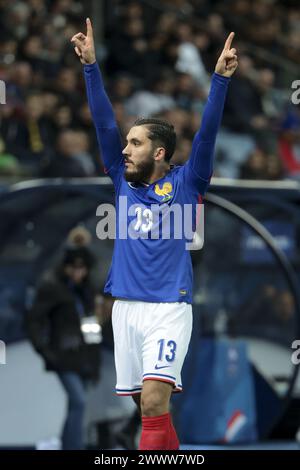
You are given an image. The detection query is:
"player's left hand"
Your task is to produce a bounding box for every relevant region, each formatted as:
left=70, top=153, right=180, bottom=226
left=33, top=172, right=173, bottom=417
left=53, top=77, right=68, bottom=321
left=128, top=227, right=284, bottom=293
left=215, top=32, right=238, bottom=78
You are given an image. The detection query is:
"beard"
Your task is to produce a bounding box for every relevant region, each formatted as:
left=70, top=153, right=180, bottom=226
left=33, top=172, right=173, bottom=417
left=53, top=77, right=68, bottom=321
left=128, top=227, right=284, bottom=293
left=124, top=156, right=155, bottom=183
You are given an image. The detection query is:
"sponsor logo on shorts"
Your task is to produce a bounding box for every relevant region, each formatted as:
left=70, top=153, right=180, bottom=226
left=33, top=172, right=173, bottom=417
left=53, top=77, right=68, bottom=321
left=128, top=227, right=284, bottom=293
left=154, top=364, right=171, bottom=370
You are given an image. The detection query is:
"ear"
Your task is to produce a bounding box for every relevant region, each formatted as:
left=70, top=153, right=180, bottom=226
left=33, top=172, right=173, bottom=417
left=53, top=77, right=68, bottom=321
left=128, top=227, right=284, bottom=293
left=154, top=147, right=166, bottom=161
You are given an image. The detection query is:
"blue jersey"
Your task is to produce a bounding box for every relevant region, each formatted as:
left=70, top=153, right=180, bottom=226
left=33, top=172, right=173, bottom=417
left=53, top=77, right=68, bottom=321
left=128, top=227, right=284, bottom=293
left=84, top=63, right=230, bottom=304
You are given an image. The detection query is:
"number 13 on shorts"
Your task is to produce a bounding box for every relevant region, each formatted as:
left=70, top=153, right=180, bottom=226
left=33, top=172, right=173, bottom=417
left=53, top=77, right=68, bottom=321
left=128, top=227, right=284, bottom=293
left=157, top=339, right=177, bottom=362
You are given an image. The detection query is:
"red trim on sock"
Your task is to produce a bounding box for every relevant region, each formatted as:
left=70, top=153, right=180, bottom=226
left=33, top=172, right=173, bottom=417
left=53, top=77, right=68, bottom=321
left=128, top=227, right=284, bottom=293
left=139, top=413, right=170, bottom=450
left=139, top=413, right=180, bottom=450
left=168, top=414, right=180, bottom=450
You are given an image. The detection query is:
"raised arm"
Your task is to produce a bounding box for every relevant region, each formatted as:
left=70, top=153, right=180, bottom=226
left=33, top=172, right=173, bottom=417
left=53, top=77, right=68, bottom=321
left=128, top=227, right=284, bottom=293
left=71, top=19, right=124, bottom=183
left=184, top=33, right=238, bottom=191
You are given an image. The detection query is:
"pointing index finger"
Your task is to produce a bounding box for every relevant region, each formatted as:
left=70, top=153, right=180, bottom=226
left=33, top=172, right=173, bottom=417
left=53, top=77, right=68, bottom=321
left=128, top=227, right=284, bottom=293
left=86, top=18, right=93, bottom=38
left=223, top=32, right=235, bottom=51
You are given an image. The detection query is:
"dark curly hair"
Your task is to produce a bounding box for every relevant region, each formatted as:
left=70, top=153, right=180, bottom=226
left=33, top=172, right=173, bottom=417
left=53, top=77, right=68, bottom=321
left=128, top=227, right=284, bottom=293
left=134, top=117, right=176, bottom=162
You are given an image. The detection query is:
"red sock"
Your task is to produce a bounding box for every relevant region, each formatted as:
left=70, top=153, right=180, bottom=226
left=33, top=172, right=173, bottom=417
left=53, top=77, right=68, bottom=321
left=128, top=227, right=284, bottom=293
left=139, top=413, right=170, bottom=450
left=168, top=415, right=180, bottom=450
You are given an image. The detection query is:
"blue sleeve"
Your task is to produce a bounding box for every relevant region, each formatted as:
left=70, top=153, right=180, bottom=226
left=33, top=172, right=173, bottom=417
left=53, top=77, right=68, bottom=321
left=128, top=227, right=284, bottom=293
left=182, top=72, right=230, bottom=194
left=84, top=62, right=124, bottom=187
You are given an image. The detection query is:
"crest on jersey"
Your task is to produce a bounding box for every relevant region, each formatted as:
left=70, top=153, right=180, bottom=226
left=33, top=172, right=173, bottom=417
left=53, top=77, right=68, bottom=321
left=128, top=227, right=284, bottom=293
left=154, top=182, right=173, bottom=202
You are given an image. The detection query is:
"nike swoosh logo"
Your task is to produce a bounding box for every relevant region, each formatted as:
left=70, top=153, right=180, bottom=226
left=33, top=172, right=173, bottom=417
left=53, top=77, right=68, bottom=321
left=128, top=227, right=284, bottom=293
left=155, top=365, right=170, bottom=370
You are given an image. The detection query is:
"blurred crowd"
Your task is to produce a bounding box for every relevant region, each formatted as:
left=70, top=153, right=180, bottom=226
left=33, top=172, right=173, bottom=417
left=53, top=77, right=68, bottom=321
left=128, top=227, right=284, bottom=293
left=0, top=0, right=300, bottom=181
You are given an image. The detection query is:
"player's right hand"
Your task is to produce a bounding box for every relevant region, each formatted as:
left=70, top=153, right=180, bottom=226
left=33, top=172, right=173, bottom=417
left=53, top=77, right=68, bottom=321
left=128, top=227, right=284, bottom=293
left=71, top=18, right=96, bottom=65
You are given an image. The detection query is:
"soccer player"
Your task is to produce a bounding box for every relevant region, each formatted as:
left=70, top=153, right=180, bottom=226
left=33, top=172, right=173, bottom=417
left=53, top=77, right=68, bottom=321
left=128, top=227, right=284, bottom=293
left=71, top=18, right=238, bottom=450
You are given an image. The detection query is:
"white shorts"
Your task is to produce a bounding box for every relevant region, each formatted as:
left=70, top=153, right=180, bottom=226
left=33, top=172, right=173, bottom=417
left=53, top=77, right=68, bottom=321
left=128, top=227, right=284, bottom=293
left=112, top=299, right=193, bottom=395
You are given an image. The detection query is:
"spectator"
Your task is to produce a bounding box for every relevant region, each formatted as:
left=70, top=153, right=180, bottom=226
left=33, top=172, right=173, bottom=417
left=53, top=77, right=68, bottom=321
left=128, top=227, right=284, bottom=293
left=41, top=129, right=95, bottom=177
left=125, top=73, right=176, bottom=117
left=0, top=0, right=298, bottom=181
left=239, top=147, right=284, bottom=180
left=26, top=243, right=101, bottom=450
left=2, top=93, right=52, bottom=173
